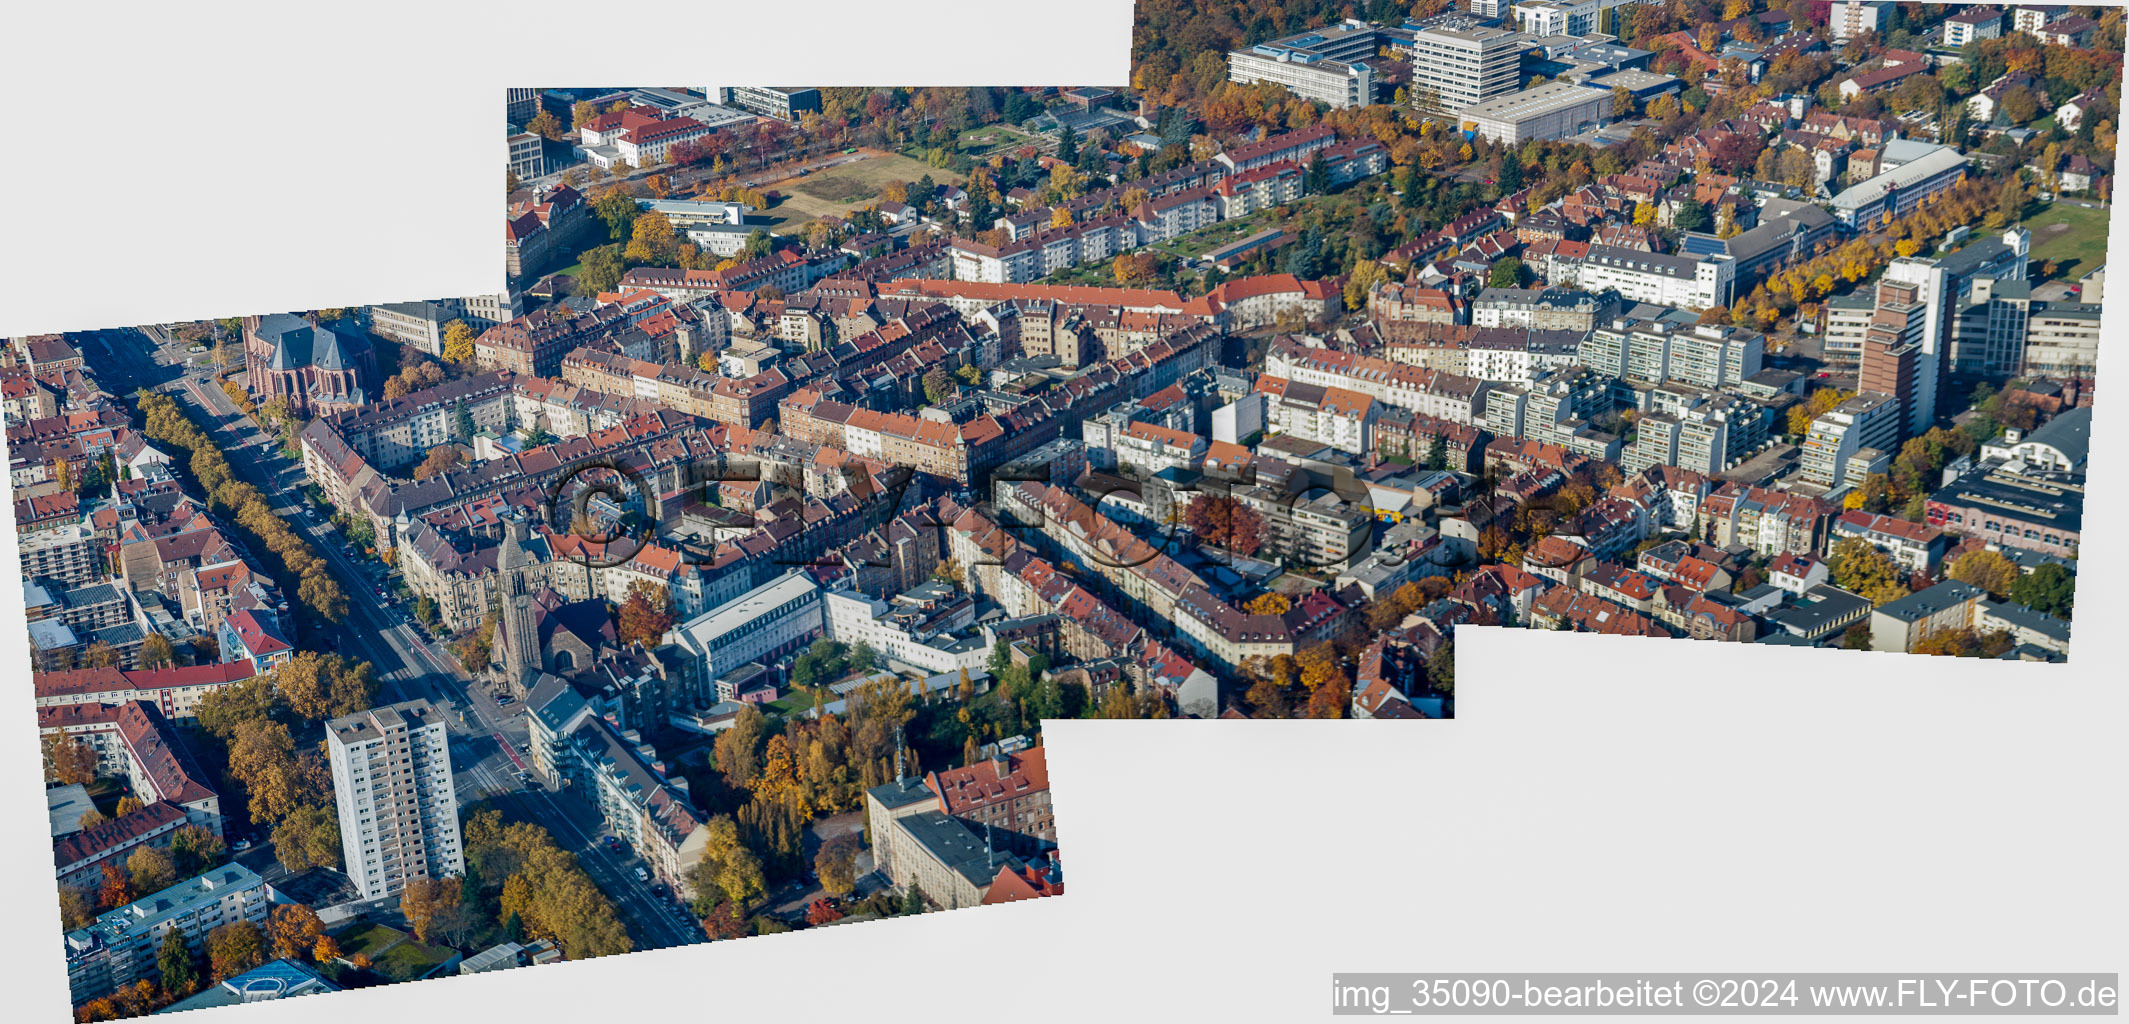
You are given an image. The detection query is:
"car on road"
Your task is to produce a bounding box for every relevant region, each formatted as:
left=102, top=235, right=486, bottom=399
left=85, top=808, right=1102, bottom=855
left=635, top=867, right=651, bottom=882
left=233, top=838, right=254, bottom=852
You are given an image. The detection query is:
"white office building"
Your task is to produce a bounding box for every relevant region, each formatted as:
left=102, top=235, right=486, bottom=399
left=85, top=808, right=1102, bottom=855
left=1578, top=246, right=1736, bottom=311
left=666, top=570, right=824, bottom=690
left=1458, top=82, right=1613, bottom=144
left=1405, top=25, right=1528, bottom=112
left=508, top=131, right=544, bottom=181
left=1229, top=24, right=1379, bottom=109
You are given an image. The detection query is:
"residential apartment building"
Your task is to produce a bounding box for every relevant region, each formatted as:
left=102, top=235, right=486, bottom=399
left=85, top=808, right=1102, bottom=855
left=36, top=701, right=223, bottom=832
left=1799, top=391, right=1900, bottom=492
left=1869, top=580, right=1986, bottom=653
left=63, top=866, right=274, bottom=1006
left=1581, top=319, right=1763, bottom=388
left=1829, top=0, right=1892, bottom=42
left=31, top=662, right=256, bottom=722
left=1263, top=337, right=1489, bottom=425
left=525, top=678, right=709, bottom=899
left=326, top=700, right=464, bottom=901
left=1625, top=393, right=1763, bottom=477
left=1832, top=510, right=1950, bottom=574
left=1471, top=287, right=1612, bottom=331
left=2019, top=302, right=2102, bottom=380
left=1943, top=7, right=2004, bottom=45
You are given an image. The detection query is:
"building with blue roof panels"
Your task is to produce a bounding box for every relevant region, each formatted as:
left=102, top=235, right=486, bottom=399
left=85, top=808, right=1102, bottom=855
left=156, top=958, right=341, bottom=1013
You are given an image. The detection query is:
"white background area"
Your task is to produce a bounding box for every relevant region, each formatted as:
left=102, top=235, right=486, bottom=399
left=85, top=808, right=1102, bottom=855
left=1, top=2, right=2122, bottom=1021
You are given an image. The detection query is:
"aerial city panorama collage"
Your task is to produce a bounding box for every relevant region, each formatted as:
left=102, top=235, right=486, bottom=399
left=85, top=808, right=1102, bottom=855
left=8, top=1, right=2110, bottom=1018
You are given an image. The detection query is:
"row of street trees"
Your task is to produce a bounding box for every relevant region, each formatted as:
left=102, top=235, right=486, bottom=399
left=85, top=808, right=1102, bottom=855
left=137, top=391, right=349, bottom=624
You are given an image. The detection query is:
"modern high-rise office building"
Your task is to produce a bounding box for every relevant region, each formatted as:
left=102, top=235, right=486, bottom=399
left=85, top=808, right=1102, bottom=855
left=1859, top=277, right=1927, bottom=437
left=326, top=699, right=463, bottom=900
left=1405, top=25, right=1527, bottom=112
left=506, top=88, right=541, bottom=128
left=1877, top=228, right=2030, bottom=437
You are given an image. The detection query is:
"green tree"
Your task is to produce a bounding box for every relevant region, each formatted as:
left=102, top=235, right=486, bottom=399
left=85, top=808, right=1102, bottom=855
left=270, top=804, right=343, bottom=872
left=157, top=930, right=200, bottom=997
left=1305, top=150, right=1332, bottom=194
left=526, top=109, right=564, bottom=141
left=591, top=186, right=640, bottom=240
left=2007, top=562, right=2074, bottom=617
left=1487, top=257, right=1525, bottom=289
left=1841, top=622, right=1875, bottom=650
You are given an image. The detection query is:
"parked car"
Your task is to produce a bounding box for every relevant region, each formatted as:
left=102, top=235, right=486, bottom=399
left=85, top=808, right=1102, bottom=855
left=232, top=838, right=254, bottom=852
left=635, top=867, right=650, bottom=882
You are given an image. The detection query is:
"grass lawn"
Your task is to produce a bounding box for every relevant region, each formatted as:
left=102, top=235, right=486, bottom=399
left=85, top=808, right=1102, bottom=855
left=952, top=125, right=1040, bottom=158
left=333, top=923, right=459, bottom=983
left=2023, top=201, right=2111, bottom=282
left=765, top=692, right=814, bottom=718
left=372, top=937, right=459, bottom=983
left=84, top=777, right=127, bottom=814
left=333, top=923, right=403, bottom=960
left=753, top=152, right=966, bottom=232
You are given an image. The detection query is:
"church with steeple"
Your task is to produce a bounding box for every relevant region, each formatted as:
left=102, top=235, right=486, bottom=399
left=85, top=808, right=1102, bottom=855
left=491, top=517, right=618, bottom=697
